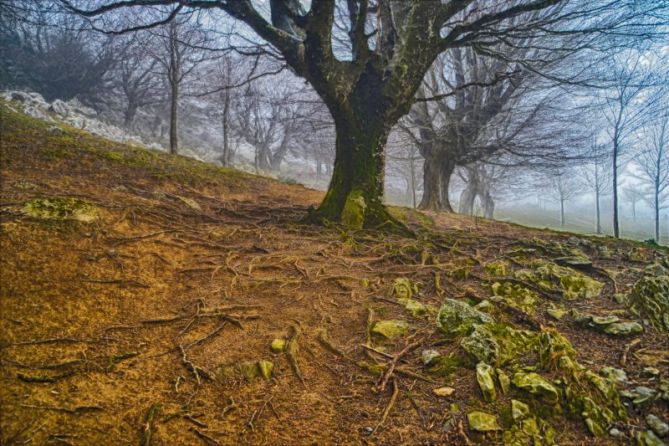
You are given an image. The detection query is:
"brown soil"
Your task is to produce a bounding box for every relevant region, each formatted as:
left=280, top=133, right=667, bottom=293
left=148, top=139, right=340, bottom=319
left=1, top=103, right=668, bottom=445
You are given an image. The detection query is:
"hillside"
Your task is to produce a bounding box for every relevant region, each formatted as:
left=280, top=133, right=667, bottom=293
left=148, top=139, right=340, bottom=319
left=1, top=101, right=668, bottom=445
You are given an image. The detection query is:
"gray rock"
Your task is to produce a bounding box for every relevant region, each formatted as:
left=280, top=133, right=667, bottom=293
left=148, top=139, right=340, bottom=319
left=460, top=324, right=500, bottom=365
left=421, top=349, right=440, bottom=366
left=636, top=429, right=668, bottom=446
left=476, top=362, right=497, bottom=402
left=600, top=367, right=628, bottom=384
left=647, top=414, right=669, bottom=437
left=437, top=298, right=493, bottom=337
left=603, top=321, right=643, bottom=336
left=609, top=427, right=621, bottom=437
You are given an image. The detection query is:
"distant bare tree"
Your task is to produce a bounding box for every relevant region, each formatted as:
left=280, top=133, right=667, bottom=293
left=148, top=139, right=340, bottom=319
left=580, top=149, right=613, bottom=234
left=600, top=51, right=661, bottom=238
left=634, top=112, right=669, bottom=242
left=545, top=167, right=584, bottom=227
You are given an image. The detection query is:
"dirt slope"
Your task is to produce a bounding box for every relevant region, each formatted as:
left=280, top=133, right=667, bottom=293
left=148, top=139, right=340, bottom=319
left=1, top=102, right=668, bottom=446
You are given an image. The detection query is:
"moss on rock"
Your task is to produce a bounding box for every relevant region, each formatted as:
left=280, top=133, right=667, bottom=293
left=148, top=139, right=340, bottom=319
left=23, top=197, right=98, bottom=222
left=628, top=275, right=669, bottom=332
left=515, top=261, right=603, bottom=300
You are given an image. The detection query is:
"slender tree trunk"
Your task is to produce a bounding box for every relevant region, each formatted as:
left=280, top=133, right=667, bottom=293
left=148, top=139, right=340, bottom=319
left=221, top=89, right=231, bottom=166
left=560, top=197, right=565, bottom=227
left=655, top=181, right=661, bottom=242
left=595, top=189, right=601, bottom=234
left=316, top=159, right=322, bottom=178
left=482, top=191, right=495, bottom=219
left=459, top=185, right=476, bottom=215
left=612, top=140, right=619, bottom=237
left=169, top=79, right=178, bottom=154
left=409, top=157, right=417, bottom=209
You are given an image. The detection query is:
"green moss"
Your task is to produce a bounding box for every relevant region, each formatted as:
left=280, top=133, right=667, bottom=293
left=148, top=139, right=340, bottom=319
left=23, top=197, right=98, bottom=222
left=628, top=275, right=669, bottom=332
left=491, top=282, right=539, bottom=315
left=390, top=278, right=415, bottom=300
left=340, top=189, right=367, bottom=229
left=515, top=261, right=603, bottom=299
left=426, top=353, right=465, bottom=377
left=485, top=261, right=510, bottom=277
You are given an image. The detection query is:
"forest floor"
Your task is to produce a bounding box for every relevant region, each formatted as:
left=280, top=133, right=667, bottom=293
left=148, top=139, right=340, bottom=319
left=1, top=101, right=668, bottom=446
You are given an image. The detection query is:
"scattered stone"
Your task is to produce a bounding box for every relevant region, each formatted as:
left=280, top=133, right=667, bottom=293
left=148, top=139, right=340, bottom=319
left=371, top=320, right=409, bottom=340
left=474, top=299, right=494, bottom=313
left=23, top=197, right=98, bottom=222
left=270, top=339, right=286, bottom=353
left=645, top=367, right=661, bottom=377
left=512, top=372, right=559, bottom=404
left=467, top=411, right=501, bottom=432
left=399, top=298, right=427, bottom=318
left=175, top=195, right=201, bottom=211
left=436, top=298, right=493, bottom=337
left=497, top=368, right=510, bottom=395
left=258, top=360, right=274, bottom=380
left=460, top=324, right=500, bottom=365
left=555, top=256, right=593, bottom=269
left=609, top=428, right=621, bottom=437
left=432, top=387, right=455, bottom=397
left=391, top=278, right=415, bottom=300
left=603, top=321, right=643, bottom=336
left=240, top=362, right=259, bottom=380
left=614, top=293, right=629, bottom=305
left=623, top=386, right=657, bottom=406
left=636, top=429, right=667, bottom=446
left=629, top=275, right=669, bottom=333
left=476, top=362, right=497, bottom=402
left=592, top=315, right=620, bottom=325
left=491, top=281, right=538, bottom=315
left=511, top=399, right=530, bottom=421
left=600, top=367, right=628, bottom=385
left=547, top=306, right=567, bottom=320
left=421, top=350, right=440, bottom=366
left=647, top=414, right=669, bottom=437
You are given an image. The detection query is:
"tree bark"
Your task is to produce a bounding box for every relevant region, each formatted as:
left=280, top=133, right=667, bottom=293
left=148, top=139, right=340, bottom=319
left=595, top=189, right=601, bottom=234
left=221, top=88, right=231, bottom=166
left=612, top=140, right=619, bottom=237
left=419, top=157, right=443, bottom=211
left=439, top=159, right=455, bottom=212
left=459, top=185, right=476, bottom=215
left=308, top=109, right=392, bottom=229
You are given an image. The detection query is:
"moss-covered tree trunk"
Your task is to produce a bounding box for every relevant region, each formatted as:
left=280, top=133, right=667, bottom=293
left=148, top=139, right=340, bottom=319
left=310, top=109, right=392, bottom=229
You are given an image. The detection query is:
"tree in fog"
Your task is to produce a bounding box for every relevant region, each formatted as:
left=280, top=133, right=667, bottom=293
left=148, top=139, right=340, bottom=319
left=600, top=51, right=662, bottom=238
left=634, top=112, right=669, bottom=242
left=580, top=150, right=612, bottom=234
left=149, top=14, right=210, bottom=154
left=59, top=0, right=667, bottom=228
left=544, top=167, right=584, bottom=227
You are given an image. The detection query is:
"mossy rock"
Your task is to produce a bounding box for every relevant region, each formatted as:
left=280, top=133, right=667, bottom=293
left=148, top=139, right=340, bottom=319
left=467, top=411, right=501, bottom=432
left=390, top=278, right=416, bottom=300
left=512, top=372, right=559, bottom=404
left=371, top=320, right=410, bottom=340
left=515, top=261, right=603, bottom=299
left=476, top=362, right=497, bottom=402
left=492, top=281, right=539, bottom=315
left=628, top=275, right=669, bottom=332
left=23, top=197, right=98, bottom=222
left=437, top=298, right=494, bottom=337
left=399, top=298, right=428, bottom=318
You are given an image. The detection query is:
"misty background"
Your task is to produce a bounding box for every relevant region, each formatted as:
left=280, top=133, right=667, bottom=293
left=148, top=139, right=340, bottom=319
left=1, top=1, right=667, bottom=243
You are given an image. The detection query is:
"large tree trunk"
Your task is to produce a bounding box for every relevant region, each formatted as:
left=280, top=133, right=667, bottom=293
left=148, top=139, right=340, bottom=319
left=308, top=110, right=393, bottom=229
left=124, top=101, right=138, bottom=129
left=439, top=159, right=455, bottom=212
left=419, top=157, right=443, bottom=210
